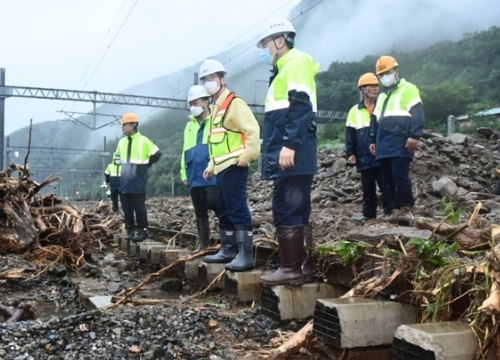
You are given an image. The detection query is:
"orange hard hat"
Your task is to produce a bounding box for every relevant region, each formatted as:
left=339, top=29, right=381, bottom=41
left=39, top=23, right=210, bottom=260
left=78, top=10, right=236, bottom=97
left=358, top=72, right=379, bottom=88
left=121, top=112, right=139, bottom=125
left=375, top=56, right=399, bottom=75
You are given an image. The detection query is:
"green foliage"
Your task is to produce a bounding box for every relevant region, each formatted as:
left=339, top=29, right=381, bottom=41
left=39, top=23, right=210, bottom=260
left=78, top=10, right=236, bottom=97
left=317, top=27, right=500, bottom=136
left=317, top=240, right=371, bottom=266
left=318, top=122, right=345, bottom=144
left=440, top=196, right=462, bottom=224
left=407, top=237, right=458, bottom=267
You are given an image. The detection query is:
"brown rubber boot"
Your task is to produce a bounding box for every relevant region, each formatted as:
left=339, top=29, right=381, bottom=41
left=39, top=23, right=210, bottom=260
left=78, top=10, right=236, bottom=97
left=260, top=225, right=305, bottom=286
left=302, top=224, right=315, bottom=283
left=194, top=218, right=210, bottom=252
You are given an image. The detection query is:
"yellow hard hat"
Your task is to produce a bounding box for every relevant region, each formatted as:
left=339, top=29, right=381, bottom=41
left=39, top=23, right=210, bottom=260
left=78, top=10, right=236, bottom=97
left=375, top=56, right=399, bottom=75
left=358, top=73, right=379, bottom=88
left=121, top=112, right=139, bottom=125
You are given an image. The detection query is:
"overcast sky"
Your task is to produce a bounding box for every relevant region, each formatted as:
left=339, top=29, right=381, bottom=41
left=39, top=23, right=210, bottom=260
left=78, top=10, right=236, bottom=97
left=0, top=0, right=301, bottom=135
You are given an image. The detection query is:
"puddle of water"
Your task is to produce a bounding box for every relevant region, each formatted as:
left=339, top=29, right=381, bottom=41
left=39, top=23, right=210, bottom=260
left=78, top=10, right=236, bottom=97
left=34, top=301, right=75, bottom=320
left=136, top=289, right=181, bottom=300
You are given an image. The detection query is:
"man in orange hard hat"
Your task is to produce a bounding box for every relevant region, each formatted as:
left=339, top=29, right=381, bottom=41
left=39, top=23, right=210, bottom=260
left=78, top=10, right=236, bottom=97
left=369, top=56, right=425, bottom=225
left=114, top=113, right=161, bottom=241
left=346, top=73, right=390, bottom=222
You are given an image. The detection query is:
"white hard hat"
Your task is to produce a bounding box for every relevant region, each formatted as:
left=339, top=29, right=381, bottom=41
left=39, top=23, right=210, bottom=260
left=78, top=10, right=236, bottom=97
left=199, top=59, right=226, bottom=79
left=257, top=18, right=296, bottom=48
left=187, top=85, right=210, bottom=102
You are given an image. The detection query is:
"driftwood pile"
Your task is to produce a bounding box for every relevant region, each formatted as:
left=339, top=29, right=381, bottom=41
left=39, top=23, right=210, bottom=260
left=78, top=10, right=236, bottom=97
left=0, top=163, right=121, bottom=267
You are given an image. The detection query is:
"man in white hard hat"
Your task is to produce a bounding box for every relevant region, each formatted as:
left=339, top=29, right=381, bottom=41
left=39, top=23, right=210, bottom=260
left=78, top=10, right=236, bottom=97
left=257, top=18, right=320, bottom=286
left=200, top=59, right=261, bottom=272
left=180, top=85, right=218, bottom=252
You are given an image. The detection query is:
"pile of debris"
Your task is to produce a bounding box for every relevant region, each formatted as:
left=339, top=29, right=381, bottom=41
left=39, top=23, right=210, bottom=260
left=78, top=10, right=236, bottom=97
left=0, top=163, right=121, bottom=267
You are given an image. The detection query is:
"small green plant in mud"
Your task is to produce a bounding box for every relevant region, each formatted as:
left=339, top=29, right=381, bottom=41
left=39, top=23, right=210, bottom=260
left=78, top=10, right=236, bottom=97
left=440, top=196, right=462, bottom=224
left=317, top=240, right=371, bottom=266
left=407, top=237, right=458, bottom=267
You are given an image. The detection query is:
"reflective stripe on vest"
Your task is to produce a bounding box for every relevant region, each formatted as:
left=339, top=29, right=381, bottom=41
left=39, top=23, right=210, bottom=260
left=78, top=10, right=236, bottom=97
left=209, top=93, right=246, bottom=165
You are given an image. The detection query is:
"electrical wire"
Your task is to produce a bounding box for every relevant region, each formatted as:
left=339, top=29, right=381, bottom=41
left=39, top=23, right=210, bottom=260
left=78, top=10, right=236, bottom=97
left=65, top=0, right=128, bottom=104
left=82, top=0, right=140, bottom=91
left=143, top=0, right=323, bottom=119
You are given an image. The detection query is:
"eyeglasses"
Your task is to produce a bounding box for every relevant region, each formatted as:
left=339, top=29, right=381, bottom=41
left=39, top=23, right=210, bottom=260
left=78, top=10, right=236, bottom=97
left=200, top=73, right=218, bottom=84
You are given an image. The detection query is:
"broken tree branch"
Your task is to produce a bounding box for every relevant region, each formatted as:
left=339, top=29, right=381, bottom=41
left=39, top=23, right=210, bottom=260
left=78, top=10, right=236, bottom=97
left=272, top=320, right=313, bottom=359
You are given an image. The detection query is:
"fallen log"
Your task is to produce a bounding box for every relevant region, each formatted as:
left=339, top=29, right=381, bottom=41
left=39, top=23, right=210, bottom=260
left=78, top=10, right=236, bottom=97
left=0, top=302, right=36, bottom=323
left=0, top=268, right=25, bottom=279
left=412, top=217, right=488, bottom=249
left=272, top=320, right=313, bottom=359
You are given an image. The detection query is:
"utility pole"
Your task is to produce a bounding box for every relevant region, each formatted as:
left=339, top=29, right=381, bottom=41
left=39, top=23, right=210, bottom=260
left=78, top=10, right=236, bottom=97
left=193, top=72, right=198, bottom=85
left=171, top=174, right=174, bottom=196
left=0, top=69, right=5, bottom=170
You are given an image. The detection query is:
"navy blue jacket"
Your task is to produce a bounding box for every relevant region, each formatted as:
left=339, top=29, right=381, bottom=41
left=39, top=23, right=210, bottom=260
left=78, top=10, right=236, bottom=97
left=345, top=100, right=380, bottom=172
left=261, top=49, right=319, bottom=180
left=369, top=79, right=425, bottom=160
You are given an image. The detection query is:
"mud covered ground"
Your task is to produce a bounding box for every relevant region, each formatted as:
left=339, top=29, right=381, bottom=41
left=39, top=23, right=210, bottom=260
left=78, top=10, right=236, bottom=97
left=2, top=130, right=500, bottom=359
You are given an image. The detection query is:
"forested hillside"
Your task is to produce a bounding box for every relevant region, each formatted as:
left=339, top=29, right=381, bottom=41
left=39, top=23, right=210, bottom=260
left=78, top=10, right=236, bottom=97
left=318, top=26, right=500, bottom=142
left=76, top=26, right=500, bottom=199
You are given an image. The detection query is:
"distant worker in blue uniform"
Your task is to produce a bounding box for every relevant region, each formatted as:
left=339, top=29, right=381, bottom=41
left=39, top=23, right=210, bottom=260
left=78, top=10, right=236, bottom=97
left=104, top=154, right=122, bottom=213
left=346, top=73, right=390, bottom=222
left=114, top=113, right=161, bottom=242
left=369, top=56, right=425, bottom=225
left=180, top=85, right=218, bottom=252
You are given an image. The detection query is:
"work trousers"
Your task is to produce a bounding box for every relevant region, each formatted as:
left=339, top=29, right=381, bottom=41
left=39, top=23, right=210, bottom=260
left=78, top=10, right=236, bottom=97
left=272, top=174, right=314, bottom=227
left=110, top=189, right=120, bottom=212
left=379, top=157, right=414, bottom=211
left=216, top=165, right=251, bottom=227
left=190, top=185, right=218, bottom=219
left=121, top=193, right=148, bottom=230
left=360, top=167, right=391, bottom=218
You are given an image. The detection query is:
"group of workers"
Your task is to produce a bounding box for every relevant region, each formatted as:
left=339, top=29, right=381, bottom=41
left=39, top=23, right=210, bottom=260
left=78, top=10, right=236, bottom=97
left=104, top=18, right=424, bottom=285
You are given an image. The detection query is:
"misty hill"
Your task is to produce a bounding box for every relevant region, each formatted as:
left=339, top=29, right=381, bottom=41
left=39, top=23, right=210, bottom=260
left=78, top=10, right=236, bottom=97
left=64, top=26, right=499, bottom=200
left=6, top=0, right=500, bottom=197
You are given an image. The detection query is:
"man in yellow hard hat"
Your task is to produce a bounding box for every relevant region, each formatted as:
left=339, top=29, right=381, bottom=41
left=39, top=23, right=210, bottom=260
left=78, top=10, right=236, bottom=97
left=200, top=59, right=261, bottom=272
left=256, top=18, right=319, bottom=286
left=104, top=153, right=122, bottom=213
left=369, top=56, right=425, bottom=225
left=181, top=85, right=218, bottom=252
left=114, top=113, right=161, bottom=241
left=346, top=73, right=390, bottom=222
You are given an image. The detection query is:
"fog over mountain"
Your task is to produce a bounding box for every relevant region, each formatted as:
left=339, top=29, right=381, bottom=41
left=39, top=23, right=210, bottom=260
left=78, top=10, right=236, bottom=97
left=8, top=0, right=500, bottom=153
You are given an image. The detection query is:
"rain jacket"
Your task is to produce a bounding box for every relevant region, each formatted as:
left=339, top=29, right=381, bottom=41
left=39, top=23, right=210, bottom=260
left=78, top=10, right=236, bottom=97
left=104, top=162, right=122, bottom=192
left=345, top=100, right=380, bottom=172
left=369, top=79, right=425, bottom=160
left=114, top=132, right=161, bottom=194
left=262, top=48, right=319, bottom=180
left=180, top=114, right=216, bottom=191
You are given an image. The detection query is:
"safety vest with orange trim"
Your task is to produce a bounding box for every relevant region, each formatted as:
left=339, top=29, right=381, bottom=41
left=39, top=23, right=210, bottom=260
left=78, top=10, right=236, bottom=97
left=208, top=93, right=247, bottom=165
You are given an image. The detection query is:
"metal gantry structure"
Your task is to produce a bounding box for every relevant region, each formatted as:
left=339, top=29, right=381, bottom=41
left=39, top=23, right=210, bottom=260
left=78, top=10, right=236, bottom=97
left=0, top=67, right=347, bottom=172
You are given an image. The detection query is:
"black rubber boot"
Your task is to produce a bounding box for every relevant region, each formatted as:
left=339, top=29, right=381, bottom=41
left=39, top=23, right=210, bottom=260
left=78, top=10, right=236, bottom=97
left=302, top=224, right=315, bottom=283
left=260, top=225, right=305, bottom=286
left=133, top=229, right=148, bottom=242
left=225, top=225, right=254, bottom=272
left=204, top=227, right=236, bottom=263
left=194, top=218, right=210, bottom=252
left=126, top=230, right=135, bottom=240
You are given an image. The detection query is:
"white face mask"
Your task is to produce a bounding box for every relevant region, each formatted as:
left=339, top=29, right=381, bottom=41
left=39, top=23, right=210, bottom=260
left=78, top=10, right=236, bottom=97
left=379, top=73, right=396, bottom=87
left=203, top=81, right=220, bottom=95
left=190, top=106, right=203, bottom=117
